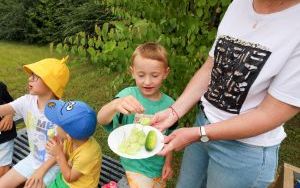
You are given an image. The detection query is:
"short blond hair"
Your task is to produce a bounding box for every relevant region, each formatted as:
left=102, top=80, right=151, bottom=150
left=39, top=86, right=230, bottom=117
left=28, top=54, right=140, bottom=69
left=131, top=42, right=168, bottom=67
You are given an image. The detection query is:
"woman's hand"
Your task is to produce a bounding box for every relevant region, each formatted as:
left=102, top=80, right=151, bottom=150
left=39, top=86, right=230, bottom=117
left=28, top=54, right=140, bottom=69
left=152, top=108, right=178, bottom=132
left=114, top=96, right=144, bottom=115
left=158, top=127, right=201, bottom=156
left=24, top=168, right=46, bottom=188
left=0, top=115, right=13, bottom=131
left=46, top=138, right=64, bottom=157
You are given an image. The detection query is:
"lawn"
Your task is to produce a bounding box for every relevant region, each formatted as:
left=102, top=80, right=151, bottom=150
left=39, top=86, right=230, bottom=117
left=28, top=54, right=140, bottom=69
left=1, top=41, right=299, bottom=187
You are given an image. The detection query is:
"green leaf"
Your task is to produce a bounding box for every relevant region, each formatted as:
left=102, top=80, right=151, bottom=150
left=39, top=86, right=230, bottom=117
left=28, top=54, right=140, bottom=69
left=209, top=0, right=218, bottom=6
left=87, top=47, right=96, bottom=57
left=75, top=35, right=79, bottom=45
left=95, top=25, right=101, bottom=36
left=71, top=46, right=77, bottom=55
left=88, top=38, right=94, bottom=47
left=78, top=46, right=86, bottom=57
left=221, top=0, right=232, bottom=6
left=118, top=41, right=128, bottom=49
left=80, top=38, right=86, bottom=46
left=114, top=22, right=126, bottom=32
left=196, top=8, right=203, bottom=17
left=197, top=0, right=206, bottom=7
left=103, top=41, right=116, bottom=53
left=79, top=32, right=85, bottom=38
left=55, top=43, right=63, bottom=54
left=95, top=36, right=102, bottom=49
left=68, top=37, right=73, bottom=45
left=102, top=23, right=109, bottom=39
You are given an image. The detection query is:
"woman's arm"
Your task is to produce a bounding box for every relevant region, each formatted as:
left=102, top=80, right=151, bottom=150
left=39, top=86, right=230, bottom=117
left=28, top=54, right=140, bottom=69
left=172, top=56, right=213, bottom=118
left=159, top=94, right=299, bottom=155
left=206, top=94, right=300, bottom=140
left=153, top=57, right=213, bottom=131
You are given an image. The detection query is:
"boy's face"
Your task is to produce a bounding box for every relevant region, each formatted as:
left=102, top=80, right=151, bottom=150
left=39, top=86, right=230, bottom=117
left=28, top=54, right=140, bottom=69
left=28, top=73, right=53, bottom=97
left=131, top=55, right=169, bottom=100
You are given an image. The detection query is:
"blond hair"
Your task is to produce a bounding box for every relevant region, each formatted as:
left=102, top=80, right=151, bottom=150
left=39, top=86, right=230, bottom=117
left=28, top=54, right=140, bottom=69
left=131, top=42, right=168, bottom=67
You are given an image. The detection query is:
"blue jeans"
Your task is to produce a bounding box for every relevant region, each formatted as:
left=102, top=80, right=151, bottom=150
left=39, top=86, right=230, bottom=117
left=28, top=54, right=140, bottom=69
left=176, top=112, right=279, bottom=188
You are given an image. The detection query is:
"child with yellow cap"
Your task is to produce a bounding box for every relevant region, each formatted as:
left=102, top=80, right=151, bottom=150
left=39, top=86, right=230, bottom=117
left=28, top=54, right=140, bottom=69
left=0, top=56, right=69, bottom=188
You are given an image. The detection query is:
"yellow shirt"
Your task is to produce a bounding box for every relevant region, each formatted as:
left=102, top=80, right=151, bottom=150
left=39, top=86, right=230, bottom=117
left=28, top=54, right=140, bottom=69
left=64, top=137, right=102, bottom=188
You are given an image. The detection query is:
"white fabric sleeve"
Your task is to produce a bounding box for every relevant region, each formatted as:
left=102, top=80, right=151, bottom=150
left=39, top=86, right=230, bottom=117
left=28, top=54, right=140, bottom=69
left=268, top=45, right=300, bottom=107
left=10, top=95, right=26, bottom=117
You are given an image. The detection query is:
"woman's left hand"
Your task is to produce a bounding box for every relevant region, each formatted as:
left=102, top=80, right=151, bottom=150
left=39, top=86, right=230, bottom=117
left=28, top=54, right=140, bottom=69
left=158, top=127, right=201, bottom=156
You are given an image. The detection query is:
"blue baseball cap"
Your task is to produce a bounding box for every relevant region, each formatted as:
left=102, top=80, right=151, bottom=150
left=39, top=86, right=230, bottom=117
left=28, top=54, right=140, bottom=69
left=44, top=100, right=97, bottom=140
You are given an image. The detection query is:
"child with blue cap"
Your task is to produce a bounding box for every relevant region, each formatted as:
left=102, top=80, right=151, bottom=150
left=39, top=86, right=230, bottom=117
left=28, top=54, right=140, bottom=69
left=44, top=100, right=101, bottom=188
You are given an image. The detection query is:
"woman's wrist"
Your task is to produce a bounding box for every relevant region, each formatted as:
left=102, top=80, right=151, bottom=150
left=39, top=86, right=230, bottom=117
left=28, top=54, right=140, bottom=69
left=169, top=106, right=179, bottom=122
left=192, top=127, right=202, bottom=141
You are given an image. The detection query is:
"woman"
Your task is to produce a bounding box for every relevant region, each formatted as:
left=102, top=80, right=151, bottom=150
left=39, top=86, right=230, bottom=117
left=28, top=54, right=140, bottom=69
left=152, top=0, right=300, bottom=187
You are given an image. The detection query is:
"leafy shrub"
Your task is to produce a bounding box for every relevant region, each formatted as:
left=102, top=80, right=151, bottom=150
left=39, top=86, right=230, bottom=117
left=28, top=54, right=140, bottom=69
left=56, top=0, right=232, bottom=125
left=0, top=0, right=27, bottom=41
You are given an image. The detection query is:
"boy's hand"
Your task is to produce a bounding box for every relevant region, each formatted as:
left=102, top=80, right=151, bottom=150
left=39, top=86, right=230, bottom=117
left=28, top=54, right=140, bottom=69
left=114, top=96, right=144, bottom=114
left=0, top=115, right=13, bottom=131
left=162, top=161, right=173, bottom=180
left=24, top=168, right=46, bottom=188
left=46, top=138, right=63, bottom=157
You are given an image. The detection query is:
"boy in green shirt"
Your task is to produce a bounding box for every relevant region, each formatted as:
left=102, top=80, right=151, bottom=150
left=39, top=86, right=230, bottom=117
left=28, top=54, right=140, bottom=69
left=98, top=42, right=177, bottom=188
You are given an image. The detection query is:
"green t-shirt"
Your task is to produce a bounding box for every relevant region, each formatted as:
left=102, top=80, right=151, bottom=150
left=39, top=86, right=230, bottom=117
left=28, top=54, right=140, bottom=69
left=104, top=86, right=176, bottom=178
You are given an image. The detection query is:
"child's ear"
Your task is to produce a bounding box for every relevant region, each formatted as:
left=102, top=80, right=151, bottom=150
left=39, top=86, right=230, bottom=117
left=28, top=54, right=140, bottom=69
left=163, top=67, right=170, bottom=79
left=130, top=66, right=135, bottom=79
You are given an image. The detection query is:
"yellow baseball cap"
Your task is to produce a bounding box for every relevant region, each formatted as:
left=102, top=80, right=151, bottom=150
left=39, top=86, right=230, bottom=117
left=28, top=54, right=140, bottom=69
left=23, top=56, right=70, bottom=99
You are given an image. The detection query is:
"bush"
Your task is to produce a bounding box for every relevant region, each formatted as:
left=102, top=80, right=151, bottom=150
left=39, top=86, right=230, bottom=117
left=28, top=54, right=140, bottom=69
left=0, top=0, right=27, bottom=41
left=56, top=0, right=232, bottom=125
left=0, top=0, right=114, bottom=44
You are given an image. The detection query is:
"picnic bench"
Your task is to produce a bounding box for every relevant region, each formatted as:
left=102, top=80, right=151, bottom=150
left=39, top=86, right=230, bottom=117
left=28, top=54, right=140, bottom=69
left=12, top=128, right=126, bottom=187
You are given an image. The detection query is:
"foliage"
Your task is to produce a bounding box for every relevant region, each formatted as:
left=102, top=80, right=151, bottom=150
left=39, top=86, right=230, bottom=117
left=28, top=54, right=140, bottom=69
left=0, top=0, right=113, bottom=44
left=0, top=0, right=27, bottom=41
left=56, top=0, right=231, bottom=125
left=2, top=42, right=299, bottom=188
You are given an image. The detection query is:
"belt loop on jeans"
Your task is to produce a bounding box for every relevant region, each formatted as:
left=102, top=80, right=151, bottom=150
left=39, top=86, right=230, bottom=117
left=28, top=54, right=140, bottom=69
left=199, top=102, right=208, bottom=120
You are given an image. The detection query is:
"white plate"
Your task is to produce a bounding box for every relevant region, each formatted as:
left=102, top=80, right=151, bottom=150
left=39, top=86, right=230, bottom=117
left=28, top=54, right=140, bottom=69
left=108, top=124, right=164, bottom=159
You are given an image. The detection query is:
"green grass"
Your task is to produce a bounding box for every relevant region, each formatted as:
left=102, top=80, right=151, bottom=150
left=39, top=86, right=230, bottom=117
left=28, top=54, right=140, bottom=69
left=1, top=41, right=299, bottom=187
left=0, top=41, right=116, bottom=156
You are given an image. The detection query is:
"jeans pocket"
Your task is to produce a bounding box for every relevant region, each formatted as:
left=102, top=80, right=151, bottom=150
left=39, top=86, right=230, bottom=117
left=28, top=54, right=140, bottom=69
left=251, top=145, right=279, bottom=188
